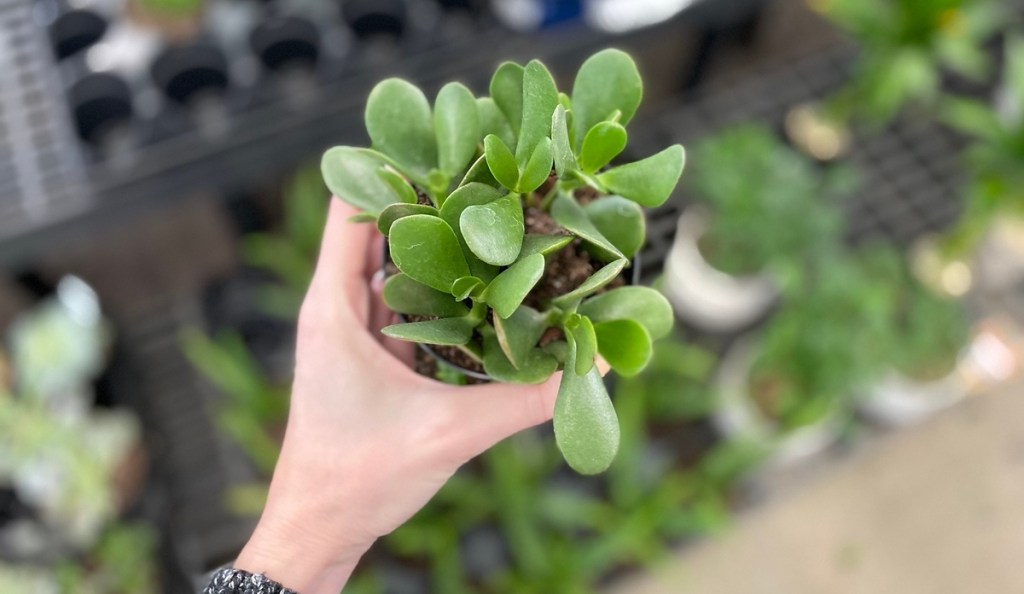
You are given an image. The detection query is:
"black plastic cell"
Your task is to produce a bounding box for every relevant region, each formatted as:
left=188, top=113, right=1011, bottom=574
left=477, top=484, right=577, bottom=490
left=251, top=16, right=321, bottom=71
left=68, top=71, right=133, bottom=143
left=151, top=42, right=230, bottom=104
left=50, top=9, right=108, bottom=60
left=341, top=0, right=407, bottom=39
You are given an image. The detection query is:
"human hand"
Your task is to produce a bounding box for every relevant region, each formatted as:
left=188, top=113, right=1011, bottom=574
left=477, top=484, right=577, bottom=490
left=234, top=199, right=563, bottom=594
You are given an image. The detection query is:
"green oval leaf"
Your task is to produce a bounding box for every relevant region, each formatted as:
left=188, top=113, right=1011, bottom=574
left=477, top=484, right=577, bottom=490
left=377, top=203, right=438, bottom=236
left=577, top=286, right=674, bottom=340
left=579, top=121, right=627, bottom=173
left=389, top=215, right=470, bottom=293
left=376, top=167, right=418, bottom=205
left=516, top=60, right=559, bottom=166
left=571, top=49, right=642, bottom=151
left=478, top=97, right=517, bottom=150
left=518, top=137, right=553, bottom=195
left=484, top=134, right=519, bottom=190
left=382, top=274, right=469, bottom=318
left=554, top=338, right=620, bottom=475
left=321, top=147, right=408, bottom=215
left=565, top=314, right=597, bottom=375
left=482, top=328, right=558, bottom=384
left=381, top=317, right=476, bottom=346
left=550, top=194, right=624, bottom=261
left=520, top=234, right=573, bottom=258
left=481, top=253, right=546, bottom=319
left=594, top=319, right=652, bottom=377
left=439, top=182, right=503, bottom=281
left=583, top=196, right=645, bottom=259
left=494, top=305, right=550, bottom=369
left=435, top=82, right=481, bottom=179
left=461, top=194, right=525, bottom=266
left=596, top=145, right=685, bottom=208
left=490, top=62, right=525, bottom=137
left=365, top=79, right=438, bottom=183
left=460, top=153, right=501, bottom=189
left=451, top=276, right=485, bottom=301
left=551, top=105, right=578, bottom=178
left=552, top=259, right=627, bottom=308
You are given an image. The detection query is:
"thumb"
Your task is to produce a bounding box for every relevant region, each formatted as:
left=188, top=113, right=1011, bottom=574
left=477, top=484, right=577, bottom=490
left=448, top=374, right=562, bottom=456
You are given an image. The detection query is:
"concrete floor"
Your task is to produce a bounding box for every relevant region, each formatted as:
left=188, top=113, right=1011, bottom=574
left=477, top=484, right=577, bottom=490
left=609, top=384, right=1024, bottom=594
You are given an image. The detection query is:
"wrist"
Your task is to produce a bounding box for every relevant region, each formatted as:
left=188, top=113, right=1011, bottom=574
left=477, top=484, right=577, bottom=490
left=235, top=512, right=367, bottom=594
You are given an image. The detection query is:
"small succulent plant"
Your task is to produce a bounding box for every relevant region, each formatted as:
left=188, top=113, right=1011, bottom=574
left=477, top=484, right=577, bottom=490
left=321, top=49, right=684, bottom=474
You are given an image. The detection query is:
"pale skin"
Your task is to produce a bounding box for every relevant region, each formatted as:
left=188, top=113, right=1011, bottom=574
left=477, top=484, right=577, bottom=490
left=234, top=199, right=580, bottom=593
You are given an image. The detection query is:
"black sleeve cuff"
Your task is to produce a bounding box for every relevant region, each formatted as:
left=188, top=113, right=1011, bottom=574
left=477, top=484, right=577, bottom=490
left=201, top=567, right=299, bottom=594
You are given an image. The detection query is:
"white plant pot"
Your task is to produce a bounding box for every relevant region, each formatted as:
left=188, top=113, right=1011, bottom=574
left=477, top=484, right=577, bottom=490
left=661, top=207, right=778, bottom=333
left=712, top=338, right=844, bottom=469
left=858, top=362, right=968, bottom=428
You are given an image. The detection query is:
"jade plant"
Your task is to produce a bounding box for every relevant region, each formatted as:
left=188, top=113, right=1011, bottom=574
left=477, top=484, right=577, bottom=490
left=688, top=123, right=852, bottom=277
left=321, top=49, right=683, bottom=474
left=817, top=0, right=1004, bottom=124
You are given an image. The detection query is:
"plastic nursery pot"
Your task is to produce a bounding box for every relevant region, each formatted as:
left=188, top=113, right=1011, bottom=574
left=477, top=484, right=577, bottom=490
left=250, top=16, right=321, bottom=73
left=68, top=71, right=134, bottom=146
left=712, top=337, right=845, bottom=469
left=857, top=353, right=969, bottom=428
left=341, top=0, right=408, bottom=40
left=661, top=206, right=778, bottom=333
left=49, top=8, right=109, bottom=60
left=383, top=246, right=642, bottom=382
left=151, top=41, right=230, bottom=105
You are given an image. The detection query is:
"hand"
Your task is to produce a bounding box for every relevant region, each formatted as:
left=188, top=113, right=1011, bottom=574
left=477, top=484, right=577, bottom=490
left=234, top=199, right=562, bottom=594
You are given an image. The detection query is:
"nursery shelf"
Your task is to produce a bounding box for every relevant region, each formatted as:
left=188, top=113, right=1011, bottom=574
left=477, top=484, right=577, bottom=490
left=0, top=0, right=767, bottom=267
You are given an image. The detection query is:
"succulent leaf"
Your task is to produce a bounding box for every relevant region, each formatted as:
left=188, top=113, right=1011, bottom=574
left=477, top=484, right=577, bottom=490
left=579, top=121, right=627, bottom=173
left=518, top=137, right=554, bottom=194
left=382, top=317, right=476, bottom=345
left=389, top=215, right=470, bottom=293
left=490, top=62, right=525, bottom=137
left=517, top=60, right=560, bottom=166
left=552, top=259, right=627, bottom=308
left=565, top=314, right=597, bottom=375
left=482, top=253, right=546, bottom=318
left=435, top=82, right=481, bottom=179
left=460, top=194, right=525, bottom=266
left=365, top=79, right=438, bottom=184
left=382, top=274, right=469, bottom=318
left=377, top=203, right=438, bottom=236
left=577, top=286, right=674, bottom=340
left=550, top=194, right=624, bottom=261
left=376, top=167, right=419, bottom=205
left=593, top=319, right=652, bottom=377
left=571, top=49, right=642, bottom=151
left=551, top=105, right=579, bottom=178
left=322, top=147, right=411, bottom=215
left=583, top=196, right=645, bottom=259
left=478, top=97, right=517, bottom=149
left=493, top=305, right=549, bottom=369
left=484, top=134, right=520, bottom=190
left=451, top=276, right=485, bottom=301
left=554, top=337, right=620, bottom=475
left=597, top=145, right=685, bottom=207
left=482, top=328, right=558, bottom=384
left=520, top=234, right=573, bottom=258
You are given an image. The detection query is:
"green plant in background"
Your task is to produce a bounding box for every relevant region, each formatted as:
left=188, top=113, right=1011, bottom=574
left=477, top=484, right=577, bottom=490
left=181, top=328, right=289, bottom=512
left=0, top=280, right=155, bottom=593
left=689, top=123, right=853, bottom=277
left=939, top=35, right=1024, bottom=254
left=858, top=243, right=969, bottom=380
left=243, top=167, right=328, bottom=320
left=747, top=251, right=894, bottom=429
left=817, top=0, right=1004, bottom=124
left=135, top=0, right=203, bottom=17
left=322, top=49, right=684, bottom=474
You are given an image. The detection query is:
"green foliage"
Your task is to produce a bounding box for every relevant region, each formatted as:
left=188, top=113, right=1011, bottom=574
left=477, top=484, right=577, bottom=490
left=322, top=50, right=684, bottom=474
left=818, top=0, right=1004, bottom=123
left=938, top=35, right=1024, bottom=254
left=689, top=123, right=851, bottom=277
left=749, top=250, right=897, bottom=429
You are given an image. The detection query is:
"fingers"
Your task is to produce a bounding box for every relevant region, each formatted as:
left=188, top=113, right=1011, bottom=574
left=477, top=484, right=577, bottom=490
left=369, top=269, right=416, bottom=367
left=450, top=374, right=562, bottom=455
left=308, top=199, right=376, bottom=313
